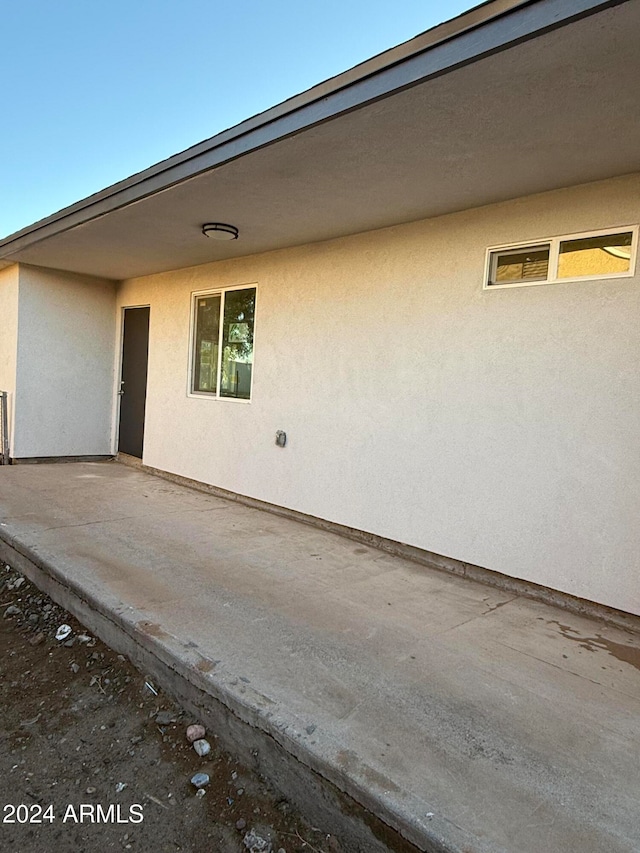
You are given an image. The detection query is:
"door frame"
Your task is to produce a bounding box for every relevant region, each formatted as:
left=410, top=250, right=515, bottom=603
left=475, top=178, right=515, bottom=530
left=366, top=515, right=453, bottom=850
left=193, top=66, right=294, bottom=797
left=113, top=304, right=150, bottom=457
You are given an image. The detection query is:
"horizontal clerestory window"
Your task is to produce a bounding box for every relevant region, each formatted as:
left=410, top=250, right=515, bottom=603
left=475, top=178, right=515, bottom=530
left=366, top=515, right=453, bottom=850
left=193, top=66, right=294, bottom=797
left=190, top=285, right=256, bottom=400
left=485, top=227, right=637, bottom=289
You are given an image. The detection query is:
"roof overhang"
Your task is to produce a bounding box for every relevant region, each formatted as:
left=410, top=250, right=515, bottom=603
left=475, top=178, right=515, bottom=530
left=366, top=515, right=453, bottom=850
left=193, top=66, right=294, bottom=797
left=1, top=0, right=638, bottom=280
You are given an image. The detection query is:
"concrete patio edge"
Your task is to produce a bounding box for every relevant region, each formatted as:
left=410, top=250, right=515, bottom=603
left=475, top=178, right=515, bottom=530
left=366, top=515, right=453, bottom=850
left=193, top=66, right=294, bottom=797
left=0, top=524, right=494, bottom=853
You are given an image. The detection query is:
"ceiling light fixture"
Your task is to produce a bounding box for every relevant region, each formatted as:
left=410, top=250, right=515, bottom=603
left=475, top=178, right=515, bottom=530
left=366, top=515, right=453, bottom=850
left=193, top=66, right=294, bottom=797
left=202, top=222, right=239, bottom=241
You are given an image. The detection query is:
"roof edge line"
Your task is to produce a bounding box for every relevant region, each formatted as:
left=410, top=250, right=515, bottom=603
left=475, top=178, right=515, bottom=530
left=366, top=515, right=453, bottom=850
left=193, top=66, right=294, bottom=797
left=0, top=0, right=626, bottom=260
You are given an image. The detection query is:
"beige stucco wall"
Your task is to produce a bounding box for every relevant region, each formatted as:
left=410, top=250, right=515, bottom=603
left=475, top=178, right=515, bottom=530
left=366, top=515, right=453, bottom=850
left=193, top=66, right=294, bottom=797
left=117, top=174, right=640, bottom=614
left=14, top=265, right=116, bottom=458
left=0, top=265, right=19, bottom=454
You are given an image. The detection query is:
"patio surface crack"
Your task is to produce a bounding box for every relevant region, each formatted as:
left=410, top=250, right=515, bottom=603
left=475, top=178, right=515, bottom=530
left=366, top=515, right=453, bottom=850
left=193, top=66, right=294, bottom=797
left=37, top=515, right=142, bottom=532
left=438, top=595, right=520, bottom=634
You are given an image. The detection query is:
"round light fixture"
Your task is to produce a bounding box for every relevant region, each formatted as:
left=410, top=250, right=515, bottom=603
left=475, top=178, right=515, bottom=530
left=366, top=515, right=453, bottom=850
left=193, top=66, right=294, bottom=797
left=202, top=222, right=239, bottom=241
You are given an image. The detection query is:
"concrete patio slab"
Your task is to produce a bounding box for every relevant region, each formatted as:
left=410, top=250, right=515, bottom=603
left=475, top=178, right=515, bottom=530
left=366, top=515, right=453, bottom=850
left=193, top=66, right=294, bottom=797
left=0, top=461, right=638, bottom=852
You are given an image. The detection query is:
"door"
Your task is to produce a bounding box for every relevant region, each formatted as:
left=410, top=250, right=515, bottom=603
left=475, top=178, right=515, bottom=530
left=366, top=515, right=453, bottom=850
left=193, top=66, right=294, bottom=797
left=118, top=307, right=150, bottom=458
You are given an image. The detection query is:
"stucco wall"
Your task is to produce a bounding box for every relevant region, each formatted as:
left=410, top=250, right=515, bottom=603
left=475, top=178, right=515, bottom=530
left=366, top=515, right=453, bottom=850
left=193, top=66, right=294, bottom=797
left=14, top=265, right=116, bottom=458
left=0, top=265, right=19, bottom=454
left=116, top=174, right=640, bottom=614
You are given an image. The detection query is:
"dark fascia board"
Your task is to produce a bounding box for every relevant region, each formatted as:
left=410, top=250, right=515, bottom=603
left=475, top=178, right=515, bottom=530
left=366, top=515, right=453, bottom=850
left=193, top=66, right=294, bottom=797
left=0, top=0, right=628, bottom=261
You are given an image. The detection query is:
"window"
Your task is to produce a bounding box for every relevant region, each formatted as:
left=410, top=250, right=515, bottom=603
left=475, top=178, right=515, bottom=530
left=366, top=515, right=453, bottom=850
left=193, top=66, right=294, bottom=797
left=485, top=227, right=637, bottom=289
left=557, top=232, right=633, bottom=279
left=191, top=285, right=256, bottom=400
left=490, top=245, right=550, bottom=285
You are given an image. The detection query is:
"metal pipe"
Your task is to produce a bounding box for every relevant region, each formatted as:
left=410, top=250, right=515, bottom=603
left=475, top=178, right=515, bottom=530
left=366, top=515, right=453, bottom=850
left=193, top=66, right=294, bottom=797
left=0, top=391, right=9, bottom=464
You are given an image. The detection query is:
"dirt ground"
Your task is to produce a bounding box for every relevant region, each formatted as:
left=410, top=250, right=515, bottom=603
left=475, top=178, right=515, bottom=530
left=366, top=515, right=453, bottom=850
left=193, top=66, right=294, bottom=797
left=0, top=561, right=343, bottom=853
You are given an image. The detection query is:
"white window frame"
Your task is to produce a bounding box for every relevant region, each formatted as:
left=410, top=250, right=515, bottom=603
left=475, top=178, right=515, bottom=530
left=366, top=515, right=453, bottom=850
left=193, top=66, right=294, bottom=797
left=187, top=283, right=257, bottom=403
left=483, top=225, right=639, bottom=290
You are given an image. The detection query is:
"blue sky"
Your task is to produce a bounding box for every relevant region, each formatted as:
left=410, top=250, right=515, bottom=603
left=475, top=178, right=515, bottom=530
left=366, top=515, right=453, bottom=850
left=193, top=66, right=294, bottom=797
left=1, top=0, right=472, bottom=238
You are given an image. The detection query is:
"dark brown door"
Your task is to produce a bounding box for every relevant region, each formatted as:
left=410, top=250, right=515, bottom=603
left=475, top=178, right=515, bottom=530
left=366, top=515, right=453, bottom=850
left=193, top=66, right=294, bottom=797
left=118, top=307, right=149, bottom=458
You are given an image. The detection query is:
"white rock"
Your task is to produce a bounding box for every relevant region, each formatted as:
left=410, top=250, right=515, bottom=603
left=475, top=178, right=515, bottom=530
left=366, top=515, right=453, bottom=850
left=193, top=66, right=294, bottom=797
left=243, top=829, right=272, bottom=853
left=55, top=624, right=72, bottom=641
left=193, top=739, right=211, bottom=757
